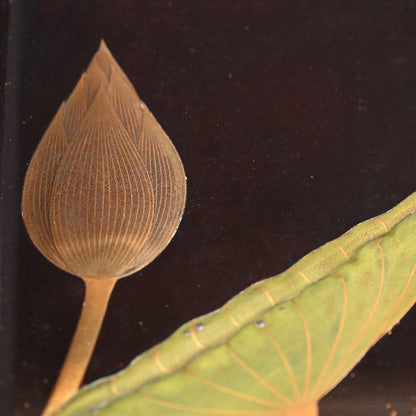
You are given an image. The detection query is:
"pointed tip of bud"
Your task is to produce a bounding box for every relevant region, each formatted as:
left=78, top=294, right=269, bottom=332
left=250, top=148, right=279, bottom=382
left=98, top=39, right=112, bottom=56
left=94, top=40, right=118, bottom=78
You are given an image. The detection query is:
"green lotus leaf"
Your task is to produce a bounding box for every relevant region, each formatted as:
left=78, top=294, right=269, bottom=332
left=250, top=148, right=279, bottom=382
left=56, top=192, right=416, bottom=416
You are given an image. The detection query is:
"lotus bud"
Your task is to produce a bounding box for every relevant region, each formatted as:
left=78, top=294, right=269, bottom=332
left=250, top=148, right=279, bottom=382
left=22, top=40, right=186, bottom=279
left=21, top=41, right=186, bottom=416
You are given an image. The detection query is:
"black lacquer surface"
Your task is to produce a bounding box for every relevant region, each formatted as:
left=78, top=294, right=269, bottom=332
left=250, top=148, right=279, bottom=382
left=2, top=1, right=416, bottom=415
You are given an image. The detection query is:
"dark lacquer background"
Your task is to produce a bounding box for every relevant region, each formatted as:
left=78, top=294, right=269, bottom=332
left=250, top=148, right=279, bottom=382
left=2, top=1, right=416, bottom=415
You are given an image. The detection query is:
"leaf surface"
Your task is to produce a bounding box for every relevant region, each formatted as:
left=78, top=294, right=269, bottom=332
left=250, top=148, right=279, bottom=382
left=57, top=193, right=416, bottom=415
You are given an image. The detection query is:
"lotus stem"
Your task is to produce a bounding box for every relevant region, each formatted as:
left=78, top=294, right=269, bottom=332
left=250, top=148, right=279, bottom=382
left=41, top=276, right=117, bottom=416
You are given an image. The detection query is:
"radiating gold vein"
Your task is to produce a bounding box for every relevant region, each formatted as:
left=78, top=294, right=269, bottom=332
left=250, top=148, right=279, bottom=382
left=370, top=217, right=388, bottom=233
left=224, top=305, right=241, bottom=328
left=289, top=268, right=311, bottom=284
left=261, top=327, right=300, bottom=400
left=154, top=344, right=169, bottom=374
left=183, top=368, right=282, bottom=408
left=321, top=239, right=385, bottom=393
left=138, top=391, right=280, bottom=415
left=254, top=285, right=275, bottom=306
left=326, top=242, right=349, bottom=259
left=190, top=322, right=205, bottom=350
left=225, top=343, right=292, bottom=405
left=109, top=375, right=120, bottom=396
left=291, top=300, right=311, bottom=399
left=378, top=256, right=416, bottom=337
left=310, top=274, right=348, bottom=397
